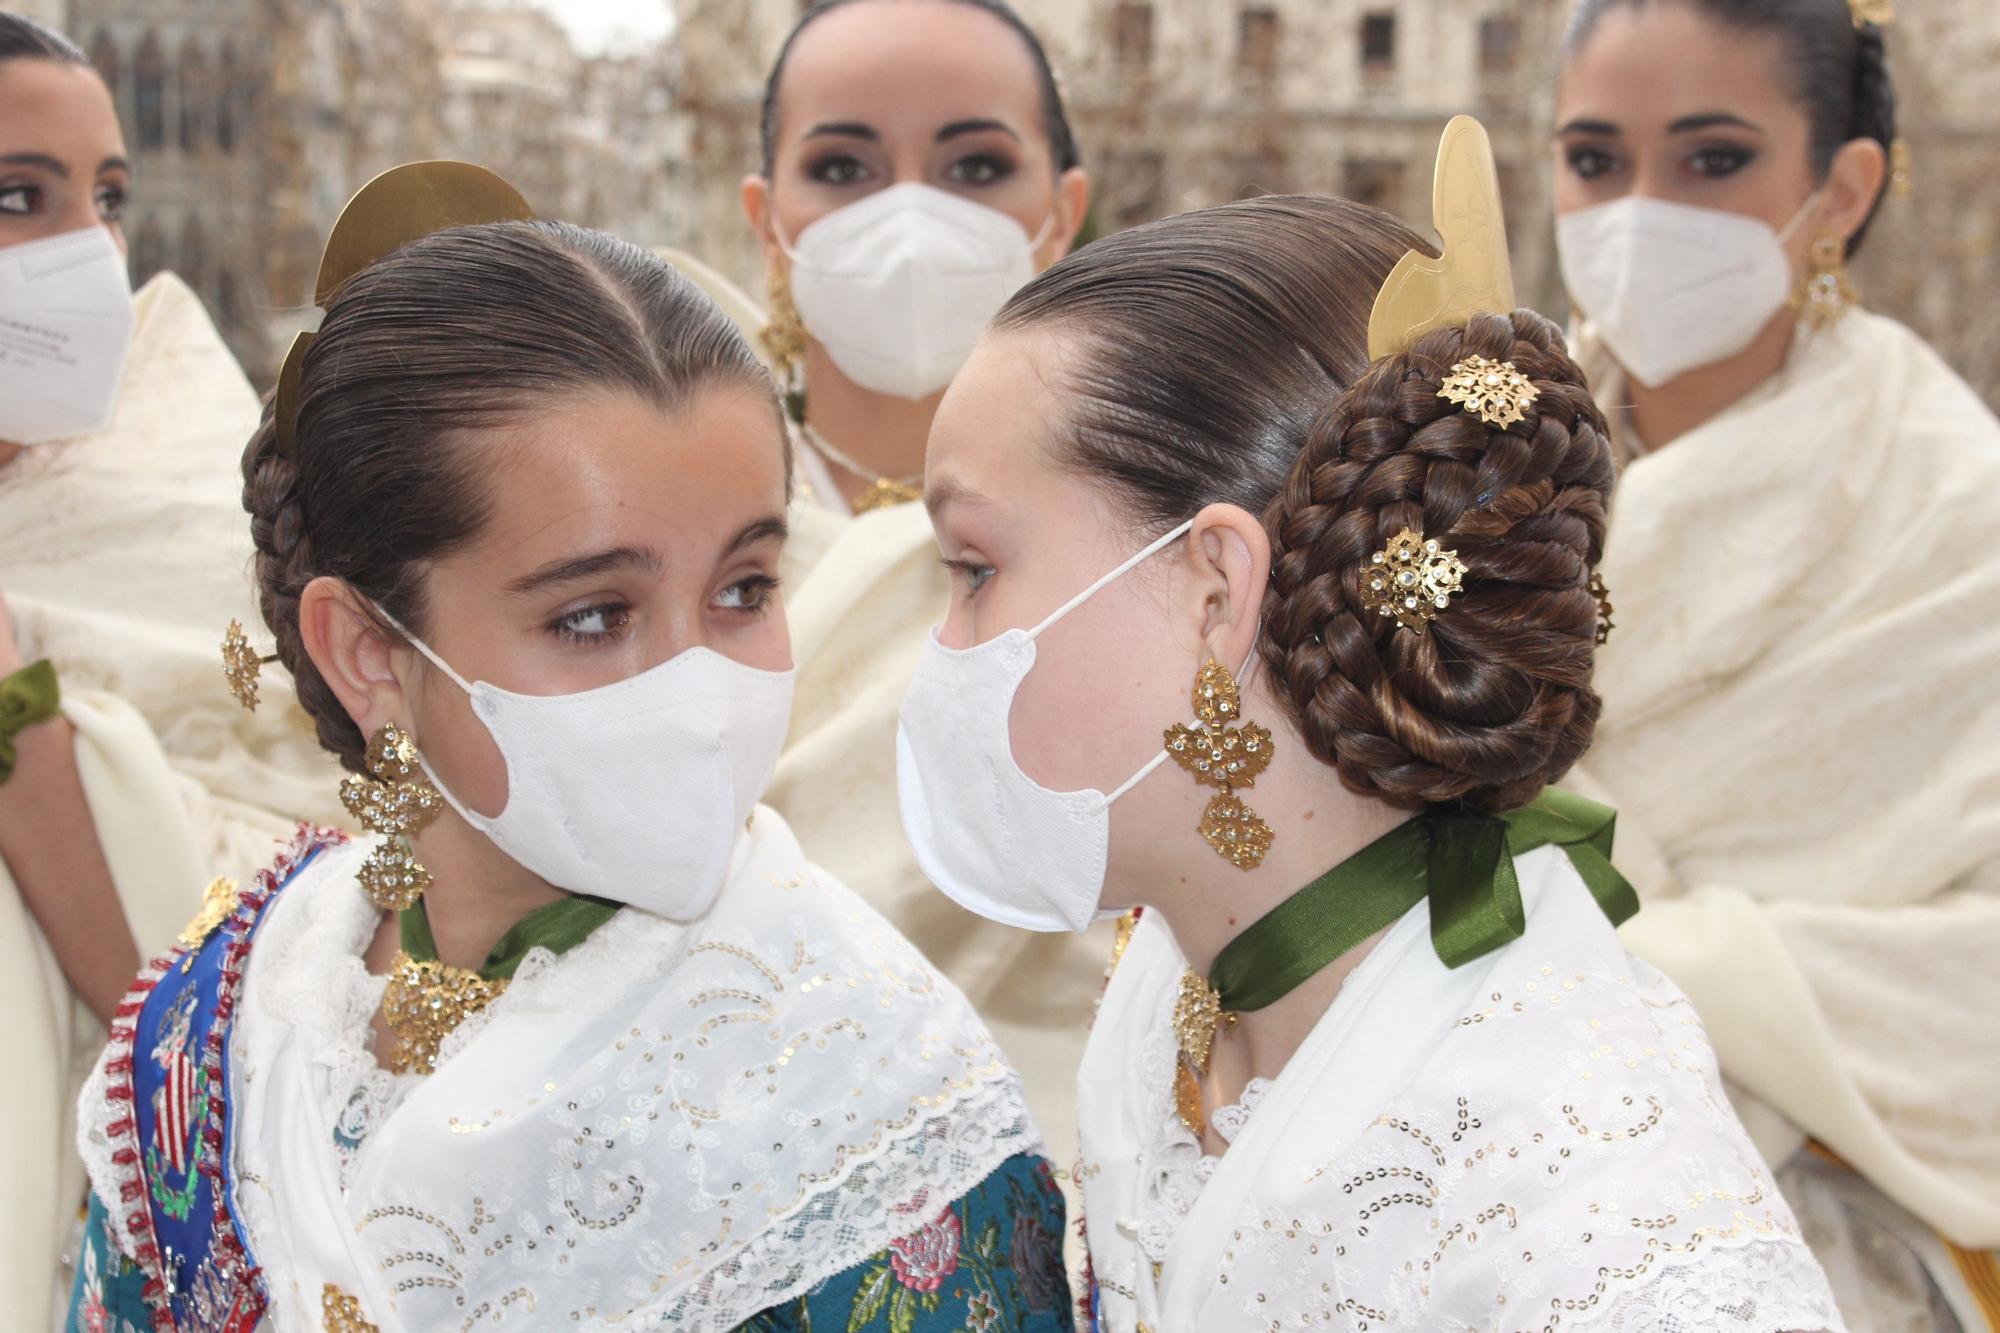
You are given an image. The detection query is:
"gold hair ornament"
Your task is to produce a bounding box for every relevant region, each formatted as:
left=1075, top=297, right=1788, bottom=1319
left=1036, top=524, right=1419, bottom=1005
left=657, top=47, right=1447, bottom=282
left=1361, top=528, right=1467, bottom=634
left=1367, top=116, right=1540, bottom=431
left=273, top=162, right=534, bottom=457
left=1850, top=0, right=1892, bottom=28
left=220, top=618, right=279, bottom=711
left=1164, top=660, right=1276, bottom=870
left=1590, top=570, right=1616, bottom=646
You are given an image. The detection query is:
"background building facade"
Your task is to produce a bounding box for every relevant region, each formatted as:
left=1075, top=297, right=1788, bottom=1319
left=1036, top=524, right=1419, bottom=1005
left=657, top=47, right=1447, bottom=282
left=18, top=0, right=1996, bottom=402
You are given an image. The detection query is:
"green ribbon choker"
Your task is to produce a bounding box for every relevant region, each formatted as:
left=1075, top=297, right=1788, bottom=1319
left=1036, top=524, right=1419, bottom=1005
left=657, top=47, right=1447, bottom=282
left=1209, top=788, right=1639, bottom=1014
left=398, top=891, right=620, bottom=980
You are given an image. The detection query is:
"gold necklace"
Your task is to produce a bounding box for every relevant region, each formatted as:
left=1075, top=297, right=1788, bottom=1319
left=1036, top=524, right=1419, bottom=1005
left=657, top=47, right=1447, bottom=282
left=800, top=422, right=923, bottom=514
left=381, top=952, right=507, bottom=1075
left=1170, top=970, right=1235, bottom=1136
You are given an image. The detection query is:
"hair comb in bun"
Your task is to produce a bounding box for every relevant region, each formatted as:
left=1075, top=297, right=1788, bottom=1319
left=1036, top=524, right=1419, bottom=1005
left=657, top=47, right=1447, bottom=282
left=272, top=161, right=534, bottom=458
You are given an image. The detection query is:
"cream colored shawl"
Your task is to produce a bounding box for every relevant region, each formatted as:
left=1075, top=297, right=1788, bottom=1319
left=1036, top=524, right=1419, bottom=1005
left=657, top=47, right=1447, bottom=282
left=768, top=499, right=1115, bottom=1194
left=1574, top=313, right=2000, bottom=1285
left=0, top=273, right=341, bottom=1323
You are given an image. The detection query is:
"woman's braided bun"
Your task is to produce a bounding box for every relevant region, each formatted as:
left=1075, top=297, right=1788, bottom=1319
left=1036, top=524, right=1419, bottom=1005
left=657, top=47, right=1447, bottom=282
left=1262, top=310, right=1614, bottom=812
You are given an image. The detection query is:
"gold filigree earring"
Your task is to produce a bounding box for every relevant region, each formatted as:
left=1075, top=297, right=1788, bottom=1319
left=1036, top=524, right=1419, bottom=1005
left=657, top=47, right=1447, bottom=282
left=339, top=722, right=444, bottom=911
left=1165, top=660, right=1275, bottom=870
left=758, top=265, right=808, bottom=387
left=1798, top=234, right=1859, bottom=331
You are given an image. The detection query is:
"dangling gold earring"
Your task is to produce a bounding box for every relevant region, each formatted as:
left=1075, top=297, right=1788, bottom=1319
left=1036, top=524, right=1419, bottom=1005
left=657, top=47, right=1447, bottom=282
left=758, top=265, right=808, bottom=390
left=339, top=722, right=444, bottom=911
left=1165, top=660, right=1276, bottom=870
left=1797, top=234, right=1859, bottom=331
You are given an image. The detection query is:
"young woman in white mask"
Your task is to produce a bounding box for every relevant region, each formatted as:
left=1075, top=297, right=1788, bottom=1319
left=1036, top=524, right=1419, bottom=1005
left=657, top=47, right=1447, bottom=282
left=1553, top=3, right=2000, bottom=1323
left=0, top=16, right=342, bottom=1321
left=741, top=0, right=1105, bottom=1209
left=65, top=164, right=1071, bottom=1333
left=898, top=118, right=1843, bottom=1330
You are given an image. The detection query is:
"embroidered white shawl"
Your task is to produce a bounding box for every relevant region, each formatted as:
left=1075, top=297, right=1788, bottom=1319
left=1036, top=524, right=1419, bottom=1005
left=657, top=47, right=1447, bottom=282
left=1077, top=846, right=1843, bottom=1332
left=201, top=808, right=1034, bottom=1331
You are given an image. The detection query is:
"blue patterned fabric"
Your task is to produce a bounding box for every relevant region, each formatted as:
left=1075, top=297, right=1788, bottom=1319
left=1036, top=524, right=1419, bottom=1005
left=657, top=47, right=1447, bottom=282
left=737, top=1152, right=1075, bottom=1333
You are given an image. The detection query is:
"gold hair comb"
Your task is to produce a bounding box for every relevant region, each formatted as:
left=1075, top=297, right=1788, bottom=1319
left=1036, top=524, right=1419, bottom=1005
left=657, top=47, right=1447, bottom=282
left=1367, top=116, right=1540, bottom=430
left=274, top=161, right=534, bottom=456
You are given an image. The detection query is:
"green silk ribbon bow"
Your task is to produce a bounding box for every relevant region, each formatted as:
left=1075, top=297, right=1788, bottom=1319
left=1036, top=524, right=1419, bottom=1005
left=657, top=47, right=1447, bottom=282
left=1209, top=788, right=1639, bottom=1014
left=0, top=659, right=61, bottom=786
left=400, top=891, right=620, bottom=980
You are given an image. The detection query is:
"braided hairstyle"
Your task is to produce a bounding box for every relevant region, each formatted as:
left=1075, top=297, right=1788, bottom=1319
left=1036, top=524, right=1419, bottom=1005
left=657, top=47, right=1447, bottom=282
left=993, top=195, right=1614, bottom=814
left=242, top=221, right=778, bottom=773
left=1565, top=0, right=1898, bottom=255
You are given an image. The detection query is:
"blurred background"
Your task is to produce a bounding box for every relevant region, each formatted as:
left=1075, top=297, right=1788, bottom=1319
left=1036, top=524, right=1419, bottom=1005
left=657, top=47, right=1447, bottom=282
left=14, top=0, right=1996, bottom=403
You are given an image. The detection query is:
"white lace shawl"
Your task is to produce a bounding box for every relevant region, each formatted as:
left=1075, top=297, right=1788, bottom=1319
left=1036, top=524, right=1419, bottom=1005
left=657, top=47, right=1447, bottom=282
left=1077, top=846, right=1846, bottom=1333
left=170, top=808, right=1034, bottom=1331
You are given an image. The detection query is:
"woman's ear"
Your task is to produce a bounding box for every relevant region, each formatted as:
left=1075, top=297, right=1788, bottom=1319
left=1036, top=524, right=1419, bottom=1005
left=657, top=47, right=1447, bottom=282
left=1823, top=137, right=1888, bottom=246
left=741, top=175, right=785, bottom=273
left=1174, top=503, right=1272, bottom=673
left=298, top=576, right=411, bottom=740
left=1040, top=167, right=1091, bottom=267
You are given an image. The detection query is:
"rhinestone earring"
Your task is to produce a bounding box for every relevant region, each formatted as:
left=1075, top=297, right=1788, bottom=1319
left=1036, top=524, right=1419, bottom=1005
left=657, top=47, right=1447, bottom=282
left=339, top=722, right=444, bottom=911
left=1164, top=660, right=1276, bottom=870
left=1798, top=234, right=1858, bottom=332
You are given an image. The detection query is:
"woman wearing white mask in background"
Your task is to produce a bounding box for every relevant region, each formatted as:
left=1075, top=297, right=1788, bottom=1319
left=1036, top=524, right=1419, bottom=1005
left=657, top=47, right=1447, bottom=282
left=0, top=14, right=338, bottom=1324
left=741, top=0, right=1100, bottom=1193
left=1554, top=0, right=2000, bottom=1324
left=67, top=162, right=1071, bottom=1333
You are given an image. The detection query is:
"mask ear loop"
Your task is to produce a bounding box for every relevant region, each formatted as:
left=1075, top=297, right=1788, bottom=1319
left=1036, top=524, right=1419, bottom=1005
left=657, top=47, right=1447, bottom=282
left=1028, top=519, right=1195, bottom=641
left=365, top=604, right=494, bottom=828
left=1776, top=184, right=1831, bottom=247
left=370, top=605, right=478, bottom=696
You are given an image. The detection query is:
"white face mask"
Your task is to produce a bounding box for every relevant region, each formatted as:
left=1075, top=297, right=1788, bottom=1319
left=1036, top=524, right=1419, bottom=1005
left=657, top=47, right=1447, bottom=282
left=895, top=520, right=1196, bottom=934
left=780, top=182, right=1051, bottom=401
left=384, top=613, right=796, bottom=919
left=0, top=226, right=135, bottom=445
left=1556, top=193, right=1819, bottom=389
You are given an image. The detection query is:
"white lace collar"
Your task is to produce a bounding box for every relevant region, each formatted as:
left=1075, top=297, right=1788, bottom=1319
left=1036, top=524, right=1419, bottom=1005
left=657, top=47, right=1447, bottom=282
left=228, top=810, right=1039, bottom=1332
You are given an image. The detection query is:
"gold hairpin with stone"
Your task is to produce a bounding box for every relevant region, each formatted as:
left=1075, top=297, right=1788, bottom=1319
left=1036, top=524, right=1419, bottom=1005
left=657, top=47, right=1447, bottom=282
left=274, top=161, right=534, bottom=457
left=1361, top=528, right=1467, bottom=634
left=1367, top=116, right=1540, bottom=430
left=221, top=618, right=279, bottom=711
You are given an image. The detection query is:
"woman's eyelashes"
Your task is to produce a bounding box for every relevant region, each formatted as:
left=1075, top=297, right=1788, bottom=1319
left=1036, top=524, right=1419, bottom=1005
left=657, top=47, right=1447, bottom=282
left=1563, top=144, right=1619, bottom=181
left=1686, top=144, right=1755, bottom=178
left=95, top=182, right=128, bottom=222
left=943, top=151, right=1015, bottom=187
left=805, top=151, right=873, bottom=187
left=801, top=149, right=1016, bottom=190
left=714, top=574, right=782, bottom=614
left=940, top=557, right=995, bottom=596
left=0, top=182, right=41, bottom=216
left=548, top=601, right=632, bottom=644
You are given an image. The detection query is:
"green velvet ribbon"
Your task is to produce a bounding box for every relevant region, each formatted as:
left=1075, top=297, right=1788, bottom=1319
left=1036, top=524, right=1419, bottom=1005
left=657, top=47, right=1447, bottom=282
left=399, top=891, right=620, bottom=981
left=1209, top=788, right=1639, bottom=1014
left=0, top=659, right=61, bottom=786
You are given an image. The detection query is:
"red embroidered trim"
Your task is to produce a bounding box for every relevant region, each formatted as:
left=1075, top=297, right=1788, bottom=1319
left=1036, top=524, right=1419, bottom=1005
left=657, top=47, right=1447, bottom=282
left=101, top=823, right=347, bottom=1332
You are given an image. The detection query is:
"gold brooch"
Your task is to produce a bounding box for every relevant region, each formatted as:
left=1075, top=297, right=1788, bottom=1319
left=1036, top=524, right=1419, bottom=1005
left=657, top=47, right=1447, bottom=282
left=382, top=952, right=507, bottom=1075
left=176, top=876, right=241, bottom=972
left=322, top=1285, right=380, bottom=1333
left=1172, top=969, right=1235, bottom=1135
left=1439, top=355, right=1538, bottom=428
left=1165, top=660, right=1276, bottom=870
left=1361, top=528, right=1467, bottom=633
left=221, top=619, right=267, bottom=712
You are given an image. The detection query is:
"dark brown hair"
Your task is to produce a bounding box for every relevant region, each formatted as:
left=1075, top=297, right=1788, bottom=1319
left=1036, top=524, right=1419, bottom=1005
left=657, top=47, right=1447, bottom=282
left=243, top=220, right=779, bottom=773
left=994, top=195, right=1614, bottom=813
left=1565, top=0, right=1896, bottom=255
left=0, top=12, right=88, bottom=64
left=760, top=0, right=1079, bottom=177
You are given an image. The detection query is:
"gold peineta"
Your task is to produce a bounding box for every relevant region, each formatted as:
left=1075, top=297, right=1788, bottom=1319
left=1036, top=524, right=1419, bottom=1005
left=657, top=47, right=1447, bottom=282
left=274, top=162, right=534, bottom=456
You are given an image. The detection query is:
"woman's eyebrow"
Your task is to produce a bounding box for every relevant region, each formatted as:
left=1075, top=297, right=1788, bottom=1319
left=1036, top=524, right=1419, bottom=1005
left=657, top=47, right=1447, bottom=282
left=937, top=118, right=1020, bottom=144
left=804, top=121, right=879, bottom=142
left=0, top=151, right=70, bottom=177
